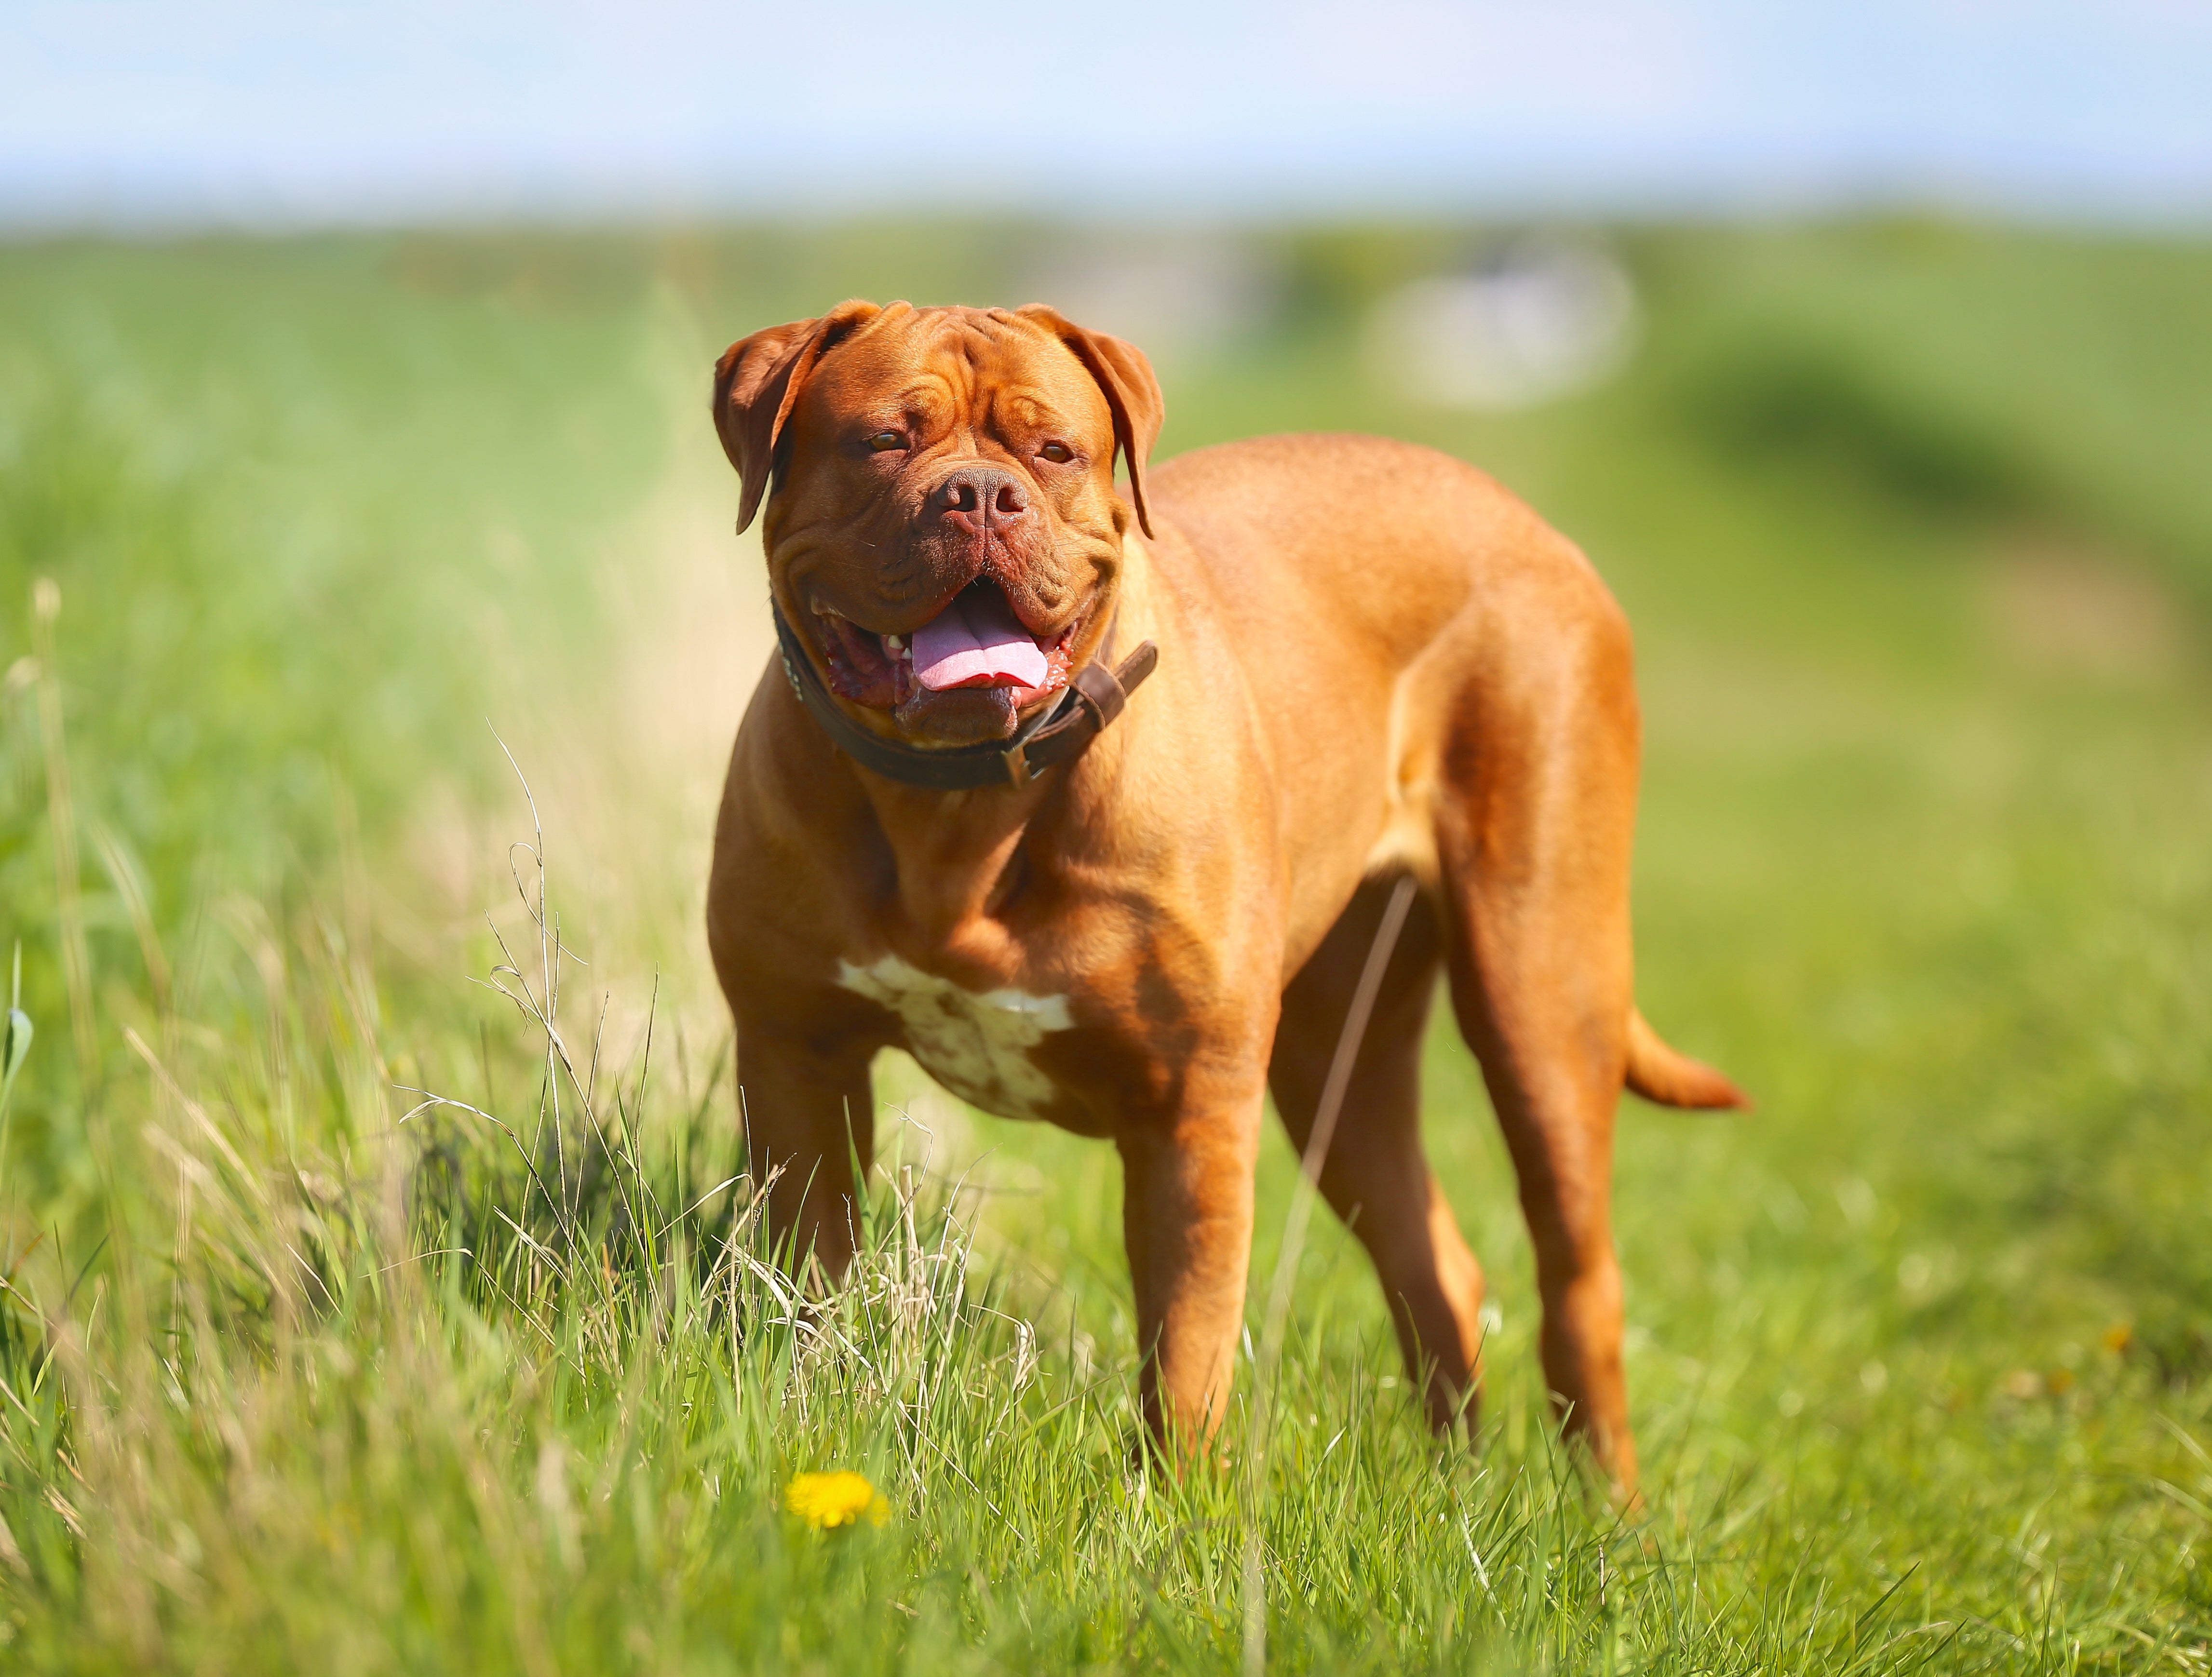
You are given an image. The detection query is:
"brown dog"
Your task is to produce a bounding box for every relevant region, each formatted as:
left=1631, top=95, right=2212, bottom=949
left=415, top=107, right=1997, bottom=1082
left=705, top=299, right=1743, bottom=1495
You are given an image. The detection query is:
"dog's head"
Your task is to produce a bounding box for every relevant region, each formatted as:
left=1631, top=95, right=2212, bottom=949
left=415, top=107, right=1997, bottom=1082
left=714, top=301, right=1163, bottom=750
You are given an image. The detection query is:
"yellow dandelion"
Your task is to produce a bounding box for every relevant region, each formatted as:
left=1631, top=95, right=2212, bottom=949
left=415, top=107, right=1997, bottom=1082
left=785, top=1470, right=889, bottom=1530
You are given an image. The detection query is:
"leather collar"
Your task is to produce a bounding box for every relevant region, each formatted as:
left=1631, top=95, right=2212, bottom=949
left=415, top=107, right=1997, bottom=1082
left=770, top=599, right=1158, bottom=792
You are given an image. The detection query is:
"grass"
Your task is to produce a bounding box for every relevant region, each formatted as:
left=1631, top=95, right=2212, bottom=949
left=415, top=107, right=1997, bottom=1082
left=0, top=221, right=2209, bottom=1671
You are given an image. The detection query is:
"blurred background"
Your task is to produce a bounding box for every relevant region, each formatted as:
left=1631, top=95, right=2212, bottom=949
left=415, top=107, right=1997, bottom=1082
left=1, top=0, right=2210, bottom=1617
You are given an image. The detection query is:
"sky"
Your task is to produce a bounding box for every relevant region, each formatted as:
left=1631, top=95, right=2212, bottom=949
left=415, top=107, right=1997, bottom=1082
left=3, top=0, right=2209, bottom=229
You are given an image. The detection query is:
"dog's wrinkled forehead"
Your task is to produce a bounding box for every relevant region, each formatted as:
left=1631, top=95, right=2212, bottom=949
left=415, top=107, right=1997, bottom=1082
left=714, top=298, right=1164, bottom=538
left=799, top=306, right=1115, bottom=442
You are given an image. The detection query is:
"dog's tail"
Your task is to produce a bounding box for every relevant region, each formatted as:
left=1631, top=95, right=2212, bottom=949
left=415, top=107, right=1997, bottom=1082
left=1624, top=1009, right=1750, bottom=1110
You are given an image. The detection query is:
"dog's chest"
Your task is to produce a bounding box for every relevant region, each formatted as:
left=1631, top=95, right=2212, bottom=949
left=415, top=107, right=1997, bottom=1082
left=836, top=954, right=1072, bottom=1122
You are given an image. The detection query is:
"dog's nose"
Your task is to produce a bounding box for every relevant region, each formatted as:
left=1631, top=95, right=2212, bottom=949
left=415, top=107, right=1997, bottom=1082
left=934, top=466, right=1030, bottom=528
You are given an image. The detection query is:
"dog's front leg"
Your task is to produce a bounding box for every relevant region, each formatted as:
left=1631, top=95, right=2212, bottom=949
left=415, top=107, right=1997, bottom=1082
left=732, top=1025, right=876, bottom=1283
left=1116, top=1080, right=1264, bottom=1455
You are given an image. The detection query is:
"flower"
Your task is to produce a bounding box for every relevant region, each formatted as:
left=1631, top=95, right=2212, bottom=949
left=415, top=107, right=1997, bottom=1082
left=785, top=1470, right=889, bottom=1530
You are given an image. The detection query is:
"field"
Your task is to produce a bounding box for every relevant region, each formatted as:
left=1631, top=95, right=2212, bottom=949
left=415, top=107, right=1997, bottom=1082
left=1, top=221, right=2209, bottom=1672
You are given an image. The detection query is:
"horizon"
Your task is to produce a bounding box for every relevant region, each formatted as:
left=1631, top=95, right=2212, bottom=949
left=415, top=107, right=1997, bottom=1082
left=5, top=0, right=2209, bottom=234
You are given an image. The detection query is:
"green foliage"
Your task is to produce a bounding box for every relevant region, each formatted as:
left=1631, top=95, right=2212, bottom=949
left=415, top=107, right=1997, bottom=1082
left=0, top=222, right=2208, bottom=1671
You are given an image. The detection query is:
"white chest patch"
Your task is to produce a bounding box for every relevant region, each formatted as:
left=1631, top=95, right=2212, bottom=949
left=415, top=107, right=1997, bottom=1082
left=836, top=954, right=1073, bottom=1123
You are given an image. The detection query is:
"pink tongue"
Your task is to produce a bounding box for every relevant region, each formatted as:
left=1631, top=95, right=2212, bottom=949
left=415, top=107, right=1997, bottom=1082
left=911, top=589, right=1048, bottom=691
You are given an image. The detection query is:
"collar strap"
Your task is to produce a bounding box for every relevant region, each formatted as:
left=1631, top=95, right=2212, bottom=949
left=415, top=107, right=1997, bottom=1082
left=770, top=600, right=1157, bottom=791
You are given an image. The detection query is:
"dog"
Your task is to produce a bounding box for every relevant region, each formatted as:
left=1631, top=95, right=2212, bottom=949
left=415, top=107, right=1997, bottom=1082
left=705, top=299, right=1744, bottom=1496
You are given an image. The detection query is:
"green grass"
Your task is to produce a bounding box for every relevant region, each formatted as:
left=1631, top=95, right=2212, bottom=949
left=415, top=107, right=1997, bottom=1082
left=0, top=222, right=2208, bottom=1672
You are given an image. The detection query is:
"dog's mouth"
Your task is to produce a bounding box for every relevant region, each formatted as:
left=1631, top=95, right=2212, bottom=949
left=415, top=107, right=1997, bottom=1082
left=811, top=577, right=1083, bottom=734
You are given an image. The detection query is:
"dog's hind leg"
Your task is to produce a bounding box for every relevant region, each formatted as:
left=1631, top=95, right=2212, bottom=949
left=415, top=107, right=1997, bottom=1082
left=1427, top=593, right=1646, bottom=1497
left=1269, top=874, right=1487, bottom=1433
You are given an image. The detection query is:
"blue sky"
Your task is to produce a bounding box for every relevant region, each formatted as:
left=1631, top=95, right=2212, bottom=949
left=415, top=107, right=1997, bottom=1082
left=4, top=0, right=2208, bottom=228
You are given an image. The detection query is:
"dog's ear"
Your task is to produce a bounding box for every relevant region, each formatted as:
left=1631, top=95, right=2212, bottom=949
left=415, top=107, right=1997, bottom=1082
left=1013, top=305, right=1165, bottom=539
left=713, top=299, right=884, bottom=534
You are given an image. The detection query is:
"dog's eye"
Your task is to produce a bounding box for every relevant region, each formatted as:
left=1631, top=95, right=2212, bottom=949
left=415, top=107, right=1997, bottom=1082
left=1038, top=441, right=1074, bottom=464
left=864, top=430, right=906, bottom=453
